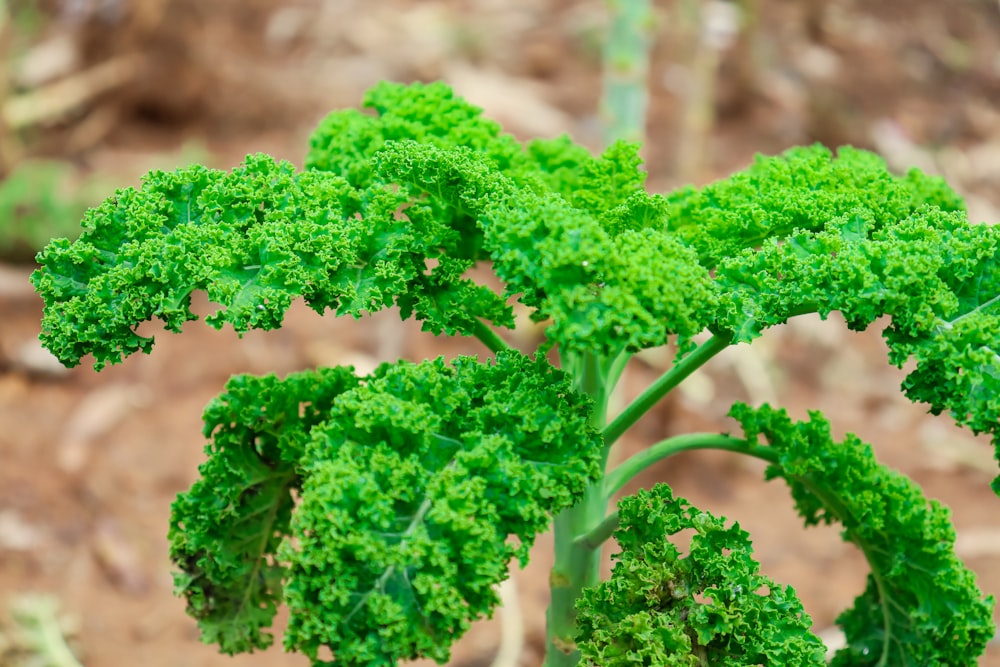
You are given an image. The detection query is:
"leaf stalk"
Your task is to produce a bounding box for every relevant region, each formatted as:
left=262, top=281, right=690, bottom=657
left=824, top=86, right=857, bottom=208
left=602, top=332, right=733, bottom=448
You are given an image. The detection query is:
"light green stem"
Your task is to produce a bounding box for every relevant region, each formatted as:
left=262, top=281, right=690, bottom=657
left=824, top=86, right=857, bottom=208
left=603, top=432, right=774, bottom=500
left=543, top=351, right=611, bottom=667
left=545, top=482, right=607, bottom=667
left=470, top=317, right=512, bottom=354
left=543, top=335, right=732, bottom=667
left=601, top=0, right=655, bottom=145
left=577, top=433, right=776, bottom=550
left=603, top=333, right=733, bottom=448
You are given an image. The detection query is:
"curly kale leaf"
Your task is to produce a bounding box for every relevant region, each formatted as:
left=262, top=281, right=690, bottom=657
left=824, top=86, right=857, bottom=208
left=730, top=403, right=995, bottom=666
left=170, top=350, right=602, bottom=666
left=32, top=152, right=512, bottom=369
left=169, top=366, right=361, bottom=654
left=280, top=350, right=602, bottom=666
left=576, top=484, right=826, bottom=667
left=697, top=145, right=983, bottom=343
left=665, top=144, right=965, bottom=269
left=306, top=80, right=526, bottom=188
left=309, top=81, right=710, bottom=355
left=375, top=140, right=717, bottom=355
left=705, top=168, right=1000, bottom=485
left=675, top=145, right=1000, bottom=487
left=880, top=214, right=1000, bottom=481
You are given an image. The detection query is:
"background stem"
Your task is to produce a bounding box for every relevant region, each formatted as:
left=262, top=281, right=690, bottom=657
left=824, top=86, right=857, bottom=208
left=600, top=0, right=655, bottom=146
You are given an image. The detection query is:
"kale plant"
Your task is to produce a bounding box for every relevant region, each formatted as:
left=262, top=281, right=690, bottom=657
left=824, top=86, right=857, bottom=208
left=31, top=81, right=999, bottom=667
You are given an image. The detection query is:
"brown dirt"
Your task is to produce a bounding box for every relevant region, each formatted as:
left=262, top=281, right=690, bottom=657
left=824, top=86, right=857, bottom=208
left=1, top=1, right=999, bottom=665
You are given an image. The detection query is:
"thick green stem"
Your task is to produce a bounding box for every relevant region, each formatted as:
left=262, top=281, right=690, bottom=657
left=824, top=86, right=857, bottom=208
left=545, top=481, right=607, bottom=667
left=544, top=336, right=733, bottom=667
left=601, top=0, right=655, bottom=145
left=603, top=333, right=733, bottom=448
left=544, top=351, right=612, bottom=667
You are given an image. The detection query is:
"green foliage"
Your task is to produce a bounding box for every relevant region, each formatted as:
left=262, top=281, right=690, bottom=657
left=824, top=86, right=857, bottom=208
left=306, top=81, right=524, bottom=188
left=730, top=403, right=994, bottom=666
left=576, top=484, right=827, bottom=666
left=30, top=81, right=1000, bottom=667
left=701, top=161, right=1000, bottom=473
left=169, top=366, right=361, bottom=653
left=31, top=152, right=512, bottom=370
left=375, top=139, right=717, bottom=355
left=172, top=351, right=602, bottom=665
left=663, top=145, right=965, bottom=269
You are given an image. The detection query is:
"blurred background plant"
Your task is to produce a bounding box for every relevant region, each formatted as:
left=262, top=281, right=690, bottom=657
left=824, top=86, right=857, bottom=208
left=0, top=593, right=83, bottom=667
left=0, top=0, right=119, bottom=263
left=0, top=159, right=108, bottom=262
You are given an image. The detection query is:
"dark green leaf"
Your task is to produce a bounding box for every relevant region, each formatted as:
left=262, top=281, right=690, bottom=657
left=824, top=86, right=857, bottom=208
left=280, top=351, right=603, bottom=666
left=730, top=403, right=994, bottom=666
left=576, top=484, right=826, bottom=667
left=169, top=366, right=361, bottom=653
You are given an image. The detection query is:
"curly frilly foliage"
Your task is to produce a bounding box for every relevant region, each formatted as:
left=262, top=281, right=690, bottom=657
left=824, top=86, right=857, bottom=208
left=32, top=85, right=1000, bottom=475
left=31, top=81, right=1000, bottom=667
left=170, top=365, right=361, bottom=652
left=579, top=404, right=994, bottom=666
left=731, top=403, right=994, bottom=666
left=576, top=484, right=827, bottom=667
left=30, top=153, right=513, bottom=369
left=170, top=350, right=602, bottom=666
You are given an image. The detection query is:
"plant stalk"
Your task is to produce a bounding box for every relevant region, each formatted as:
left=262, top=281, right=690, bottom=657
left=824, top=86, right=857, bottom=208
left=543, top=351, right=612, bottom=667
left=544, top=482, right=607, bottom=667
left=579, top=433, right=777, bottom=550
left=470, top=317, right=512, bottom=354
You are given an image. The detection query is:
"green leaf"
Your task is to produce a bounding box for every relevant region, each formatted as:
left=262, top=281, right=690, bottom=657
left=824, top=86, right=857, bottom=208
left=664, top=144, right=964, bottom=269
left=169, top=365, right=361, bottom=654
left=730, top=403, right=995, bottom=666
left=31, top=152, right=513, bottom=369
left=269, top=351, right=601, bottom=665
left=376, top=140, right=718, bottom=356
left=576, top=484, right=826, bottom=667
left=306, top=80, right=525, bottom=187
left=522, top=137, right=651, bottom=229
left=170, top=352, right=600, bottom=664
left=279, top=351, right=602, bottom=666
left=677, top=145, right=1000, bottom=490
left=171, top=351, right=602, bottom=665
left=709, top=187, right=1000, bottom=488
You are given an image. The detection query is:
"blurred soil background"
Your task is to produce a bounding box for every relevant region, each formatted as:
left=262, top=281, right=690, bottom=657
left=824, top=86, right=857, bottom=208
left=1, top=0, right=1000, bottom=665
